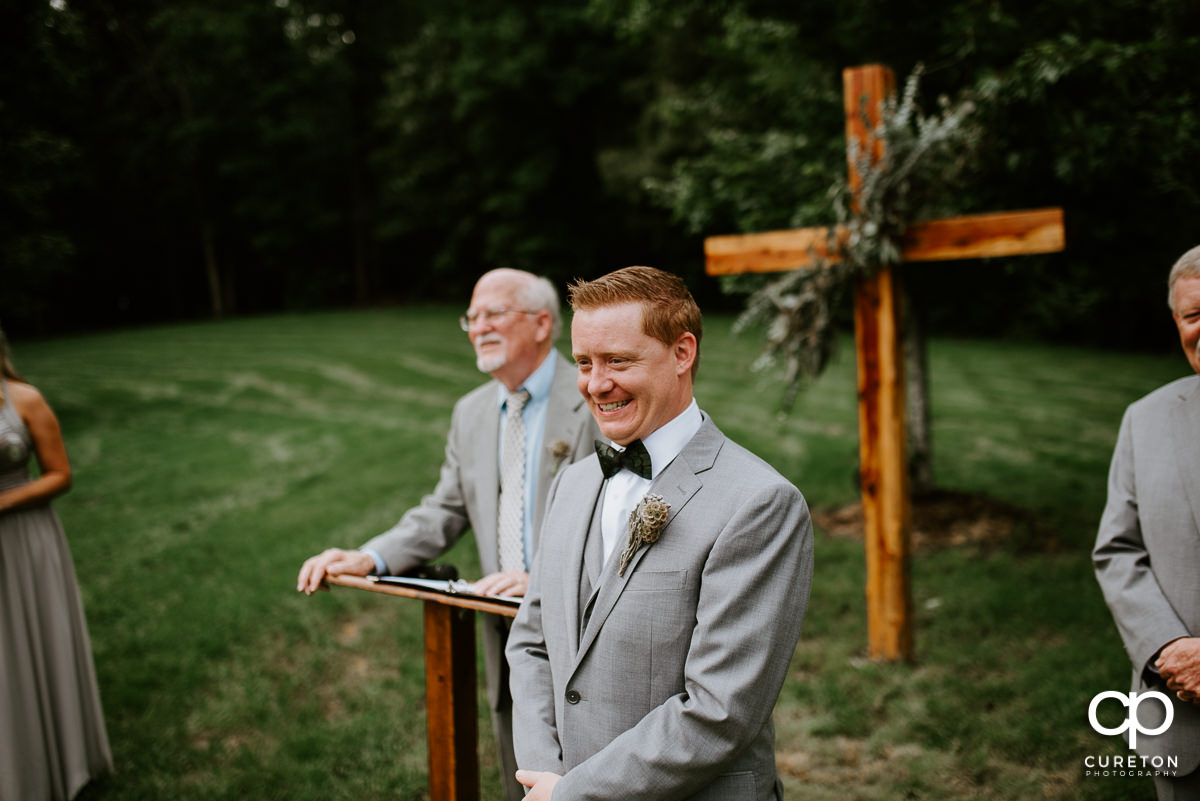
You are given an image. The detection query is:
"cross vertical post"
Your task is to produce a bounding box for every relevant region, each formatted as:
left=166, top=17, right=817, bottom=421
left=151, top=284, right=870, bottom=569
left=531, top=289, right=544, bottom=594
left=844, top=65, right=913, bottom=661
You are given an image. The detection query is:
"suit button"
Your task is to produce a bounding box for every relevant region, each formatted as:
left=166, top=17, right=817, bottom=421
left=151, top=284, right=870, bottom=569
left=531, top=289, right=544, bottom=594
left=566, top=690, right=581, bottom=704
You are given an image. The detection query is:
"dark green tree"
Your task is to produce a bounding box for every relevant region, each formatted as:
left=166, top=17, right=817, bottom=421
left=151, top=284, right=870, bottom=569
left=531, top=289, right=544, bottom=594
left=595, top=0, right=1200, bottom=349
left=3, top=0, right=1197, bottom=346
left=0, top=1, right=86, bottom=334
left=372, top=0, right=642, bottom=301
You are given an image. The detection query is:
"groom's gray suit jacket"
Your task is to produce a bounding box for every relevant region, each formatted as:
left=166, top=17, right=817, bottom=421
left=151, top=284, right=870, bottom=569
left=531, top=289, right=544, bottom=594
left=507, top=415, right=814, bottom=801
left=1094, top=374, right=1200, bottom=774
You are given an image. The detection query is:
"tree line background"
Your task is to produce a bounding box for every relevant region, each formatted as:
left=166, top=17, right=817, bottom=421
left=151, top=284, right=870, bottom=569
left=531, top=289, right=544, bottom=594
left=4, top=0, right=1198, bottom=352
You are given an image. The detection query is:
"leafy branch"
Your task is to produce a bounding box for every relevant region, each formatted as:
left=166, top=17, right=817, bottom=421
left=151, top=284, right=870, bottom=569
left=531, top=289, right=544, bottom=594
left=734, top=65, right=982, bottom=408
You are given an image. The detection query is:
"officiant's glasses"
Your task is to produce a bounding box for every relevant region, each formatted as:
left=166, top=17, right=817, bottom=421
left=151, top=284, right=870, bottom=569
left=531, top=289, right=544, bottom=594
left=459, top=307, right=539, bottom=331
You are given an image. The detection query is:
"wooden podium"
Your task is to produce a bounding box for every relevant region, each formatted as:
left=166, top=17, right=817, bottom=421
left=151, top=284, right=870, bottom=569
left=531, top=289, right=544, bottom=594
left=327, top=574, right=518, bottom=801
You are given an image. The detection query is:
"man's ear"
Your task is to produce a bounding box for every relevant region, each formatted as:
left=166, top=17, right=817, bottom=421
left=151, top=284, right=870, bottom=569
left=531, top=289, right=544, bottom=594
left=534, top=309, right=554, bottom=343
left=674, top=332, right=698, bottom=376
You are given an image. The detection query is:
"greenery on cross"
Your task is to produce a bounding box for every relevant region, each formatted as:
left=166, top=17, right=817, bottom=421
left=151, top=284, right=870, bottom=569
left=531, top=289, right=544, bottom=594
left=734, top=66, right=982, bottom=408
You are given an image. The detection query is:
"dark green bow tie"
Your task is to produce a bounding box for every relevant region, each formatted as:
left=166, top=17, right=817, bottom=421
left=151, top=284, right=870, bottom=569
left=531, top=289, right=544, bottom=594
left=595, top=439, right=652, bottom=480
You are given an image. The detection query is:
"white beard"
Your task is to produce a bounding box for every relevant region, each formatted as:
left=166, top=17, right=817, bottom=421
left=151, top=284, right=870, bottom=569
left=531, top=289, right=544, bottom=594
left=475, top=334, right=507, bottom=374
left=477, top=352, right=507, bottom=373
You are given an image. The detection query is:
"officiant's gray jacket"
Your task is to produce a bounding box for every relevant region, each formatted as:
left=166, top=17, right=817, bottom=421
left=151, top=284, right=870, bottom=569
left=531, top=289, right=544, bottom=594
left=1094, top=374, right=1200, bottom=775
left=507, top=415, right=814, bottom=800
left=361, top=352, right=597, bottom=745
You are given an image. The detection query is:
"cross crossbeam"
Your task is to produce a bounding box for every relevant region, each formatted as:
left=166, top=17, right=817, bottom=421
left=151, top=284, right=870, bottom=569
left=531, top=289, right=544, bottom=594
left=705, top=207, right=1064, bottom=276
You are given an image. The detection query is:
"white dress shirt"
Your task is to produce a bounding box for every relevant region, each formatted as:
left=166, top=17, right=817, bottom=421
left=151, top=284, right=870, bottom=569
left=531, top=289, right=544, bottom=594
left=599, top=399, right=702, bottom=564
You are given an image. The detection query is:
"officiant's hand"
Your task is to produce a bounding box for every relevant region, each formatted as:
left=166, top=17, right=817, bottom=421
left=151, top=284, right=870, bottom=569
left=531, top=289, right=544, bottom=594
left=297, top=548, right=374, bottom=595
left=515, top=770, right=560, bottom=800
left=1156, top=637, right=1200, bottom=704
left=473, top=570, right=529, bottom=597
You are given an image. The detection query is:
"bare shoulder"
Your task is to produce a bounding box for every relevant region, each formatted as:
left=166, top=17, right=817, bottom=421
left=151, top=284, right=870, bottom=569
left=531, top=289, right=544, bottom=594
left=7, top=380, right=54, bottom=419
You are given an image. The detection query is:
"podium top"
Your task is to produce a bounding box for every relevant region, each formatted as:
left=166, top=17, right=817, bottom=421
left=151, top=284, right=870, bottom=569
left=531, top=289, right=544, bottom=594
left=326, top=574, right=519, bottom=618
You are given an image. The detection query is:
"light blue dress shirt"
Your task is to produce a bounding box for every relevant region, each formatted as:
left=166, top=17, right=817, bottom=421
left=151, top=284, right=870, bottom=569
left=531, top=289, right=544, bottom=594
left=366, top=354, right=557, bottom=576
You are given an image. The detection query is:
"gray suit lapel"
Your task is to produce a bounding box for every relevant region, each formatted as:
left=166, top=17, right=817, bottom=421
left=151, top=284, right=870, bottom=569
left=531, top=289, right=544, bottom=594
left=559, top=463, right=605, bottom=663
left=536, top=352, right=589, bottom=535
left=1170, top=380, right=1200, bottom=536
left=574, top=418, right=723, bottom=665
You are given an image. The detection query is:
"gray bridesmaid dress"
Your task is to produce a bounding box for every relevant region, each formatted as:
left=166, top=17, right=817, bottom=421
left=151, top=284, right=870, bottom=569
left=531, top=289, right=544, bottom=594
left=0, top=383, right=112, bottom=800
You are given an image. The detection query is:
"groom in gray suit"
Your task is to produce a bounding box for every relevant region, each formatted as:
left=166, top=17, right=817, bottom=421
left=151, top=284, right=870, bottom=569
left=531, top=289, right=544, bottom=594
left=297, top=268, right=599, bottom=801
left=507, top=266, right=814, bottom=800
left=1095, top=244, right=1200, bottom=800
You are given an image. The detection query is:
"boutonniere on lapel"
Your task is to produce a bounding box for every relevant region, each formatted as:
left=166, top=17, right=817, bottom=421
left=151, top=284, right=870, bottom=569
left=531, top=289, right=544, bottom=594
left=618, top=493, right=671, bottom=576
left=549, top=439, right=572, bottom=472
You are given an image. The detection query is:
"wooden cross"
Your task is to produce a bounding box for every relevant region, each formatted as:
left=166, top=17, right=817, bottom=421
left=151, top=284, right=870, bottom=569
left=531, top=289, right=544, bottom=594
left=705, top=64, right=1065, bottom=662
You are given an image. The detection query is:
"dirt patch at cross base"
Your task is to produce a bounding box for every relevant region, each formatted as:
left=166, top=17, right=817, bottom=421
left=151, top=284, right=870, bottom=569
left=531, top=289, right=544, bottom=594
left=811, top=488, right=1062, bottom=554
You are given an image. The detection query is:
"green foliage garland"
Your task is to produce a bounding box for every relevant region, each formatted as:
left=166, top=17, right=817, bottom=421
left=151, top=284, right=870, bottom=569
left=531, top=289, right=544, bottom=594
left=734, top=66, right=983, bottom=408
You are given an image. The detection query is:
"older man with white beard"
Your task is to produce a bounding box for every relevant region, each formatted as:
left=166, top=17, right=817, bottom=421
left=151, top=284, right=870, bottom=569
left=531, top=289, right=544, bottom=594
left=298, top=268, right=599, bottom=801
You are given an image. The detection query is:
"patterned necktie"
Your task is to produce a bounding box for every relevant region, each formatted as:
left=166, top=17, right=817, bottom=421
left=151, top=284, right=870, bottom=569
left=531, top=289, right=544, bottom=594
left=498, top=389, right=531, bottom=573
left=594, top=439, right=652, bottom=480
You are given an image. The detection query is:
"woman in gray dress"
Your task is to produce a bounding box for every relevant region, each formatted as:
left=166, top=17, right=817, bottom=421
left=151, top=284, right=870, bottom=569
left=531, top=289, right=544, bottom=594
left=0, top=326, right=112, bottom=800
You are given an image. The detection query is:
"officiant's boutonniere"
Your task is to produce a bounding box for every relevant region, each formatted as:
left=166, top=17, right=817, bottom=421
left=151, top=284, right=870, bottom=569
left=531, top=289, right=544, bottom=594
left=618, top=493, right=670, bottom=576
left=549, top=439, right=571, bottom=472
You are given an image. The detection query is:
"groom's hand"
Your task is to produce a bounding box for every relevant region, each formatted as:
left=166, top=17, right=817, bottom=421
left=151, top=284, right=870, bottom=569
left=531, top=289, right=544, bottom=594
left=515, top=770, right=561, bottom=800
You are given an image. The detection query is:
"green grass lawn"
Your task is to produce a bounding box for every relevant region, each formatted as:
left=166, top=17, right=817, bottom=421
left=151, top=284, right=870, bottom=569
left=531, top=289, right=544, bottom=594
left=11, top=308, right=1182, bottom=801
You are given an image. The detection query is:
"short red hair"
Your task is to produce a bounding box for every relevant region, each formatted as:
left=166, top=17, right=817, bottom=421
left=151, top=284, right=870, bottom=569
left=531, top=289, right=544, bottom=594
left=568, top=266, right=702, bottom=378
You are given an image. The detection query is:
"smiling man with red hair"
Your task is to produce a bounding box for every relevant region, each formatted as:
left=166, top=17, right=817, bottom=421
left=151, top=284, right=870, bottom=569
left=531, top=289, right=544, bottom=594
left=508, top=265, right=814, bottom=801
